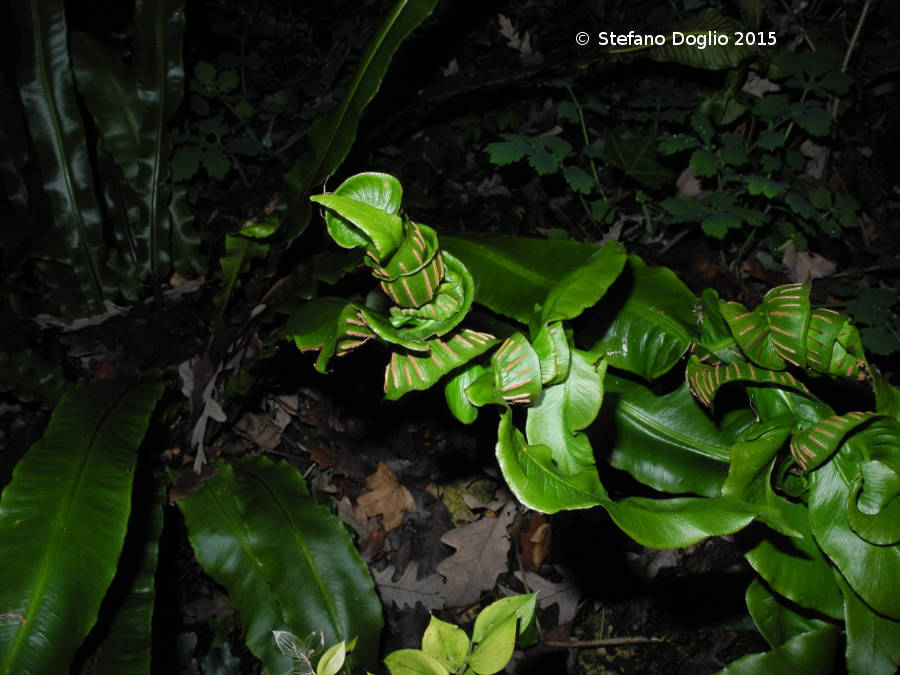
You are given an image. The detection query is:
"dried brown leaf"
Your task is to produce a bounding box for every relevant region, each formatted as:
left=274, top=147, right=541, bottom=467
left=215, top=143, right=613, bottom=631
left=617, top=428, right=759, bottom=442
left=357, top=463, right=416, bottom=531
left=372, top=562, right=444, bottom=611
left=437, top=501, right=516, bottom=607
left=513, top=567, right=582, bottom=626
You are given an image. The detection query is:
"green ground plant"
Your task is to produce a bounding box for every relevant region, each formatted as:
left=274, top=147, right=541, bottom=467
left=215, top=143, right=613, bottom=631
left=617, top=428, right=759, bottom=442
left=290, top=171, right=900, bottom=674
left=656, top=50, right=859, bottom=246
left=274, top=594, right=537, bottom=675
left=486, top=50, right=859, bottom=247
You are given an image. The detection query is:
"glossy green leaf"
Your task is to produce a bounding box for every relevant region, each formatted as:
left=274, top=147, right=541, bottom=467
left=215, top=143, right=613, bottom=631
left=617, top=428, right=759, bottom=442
left=529, top=320, right=570, bottom=385
left=539, top=239, right=626, bottom=322
left=471, top=594, right=536, bottom=644
left=717, top=624, right=839, bottom=674
left=722, top=420, right=791, bottom=504
left=286, top=297, right=364, bottom=351
left=82, top=482, right=165, bottom=675
left=602, top=376, right=748, bottom=497
left=132, top=0, right=194, bottom=291
left=10, top=0, right=112, bottom=311
left=687, top=356, right=810, bottom=408
left=587, top=256, right=697, bottom=380
left=808, top=455, right=900, bottom=619
left=605, top=496, right=765, bottom=549
left=441, top=235, right=600, bottom=324
left=176, top=467, right=295, bottom=674
left=317, top=640, right=347, bottom=675
left=444, top=362, right=489, bottom=424
left=229, top=458, right=382, bottom=670
left=281, top=0, right=438, bottom=241
left=745, top=579, right=832, bottom=648
left=720, top=283, right=811, bottom=370
left=837, top=574, right=900, bottom=675
left=846, top=419, right=900, bottom=545
left=421, top=616, right=469, bottom=672
left=495, top=410, right=608, bottom=513
left=176, top=457, right=383, bottom=673
left=696, top=288, right=746, bottom=365
left=745, top=479, right=844, bottom=620
left=747, top=387, right=831, bottom=430
left=0, top=380, right=163, bottom=675
left=70, top=32, right=141, bottom=184
left=322, top=172, right=403, bottom=250
left=468, top=616, right=516, bottom=675
left=373, top=221, right=441, bottom=290
left=874, top=373, right=900, bottom=420
left=470, top=595, right=536, bottom=674
left=311, top=193, right=404, bottom=260
left=649, top=10, right=755, bottom=71
left=525, top=350, right=605, bottom=474
left=384, top=649, right=450, bottom=675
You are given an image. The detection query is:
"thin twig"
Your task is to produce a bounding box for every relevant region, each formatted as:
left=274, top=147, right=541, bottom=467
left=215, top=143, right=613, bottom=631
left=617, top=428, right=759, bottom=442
left=830, top=0, right=875, bottom=120
left=841, top=0, right=874, bottom=74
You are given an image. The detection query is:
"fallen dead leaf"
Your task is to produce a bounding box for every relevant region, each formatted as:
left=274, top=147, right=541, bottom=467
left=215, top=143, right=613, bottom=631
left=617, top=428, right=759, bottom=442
left=372, top=562, right=444, bottom=611
left=676, top=165, right=706, bottom=198
left=800, top=139, right=828, bottom=180
left=357, top=463, right=416, bottom=531
left=234, top=412, right=285, bottom=452
left=437, top=501, right=516, bottom=607
left=334, top=497, right=377, bottom=539
left=782, top=241, right=836, bottom=282
left=513, top=567, right=582, bottom=626
left=742, top=71, right=780, bottom=98
left=529, top=522, right=552, bottom=570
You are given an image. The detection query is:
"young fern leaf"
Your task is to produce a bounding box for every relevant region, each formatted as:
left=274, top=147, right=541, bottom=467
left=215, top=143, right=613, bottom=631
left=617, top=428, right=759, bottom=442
left=790, top=411, right=879, bottom=472
left=310, top=192, right=404, bottom=260
left=530, top=320, right=570, bottom=385
left=847, top=417, right=900, bottom=545
left=686, top=355, right=810, bottom=407
left=285, top=298, right=374, bottom=373
left=384, top=329, right=497, bottom=401
left=693, top=288, right=745, bottom=366
left=361, top=253, right=474, bottom=346
left=806, top=309, right=868, bottom=380
left=301, top=173, right=488, bottom=394
left=490, top=332, right=543, bottom=405
left=369, top=221, right=443, bottom=308
left=719, top=282, right=811, bottom=370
